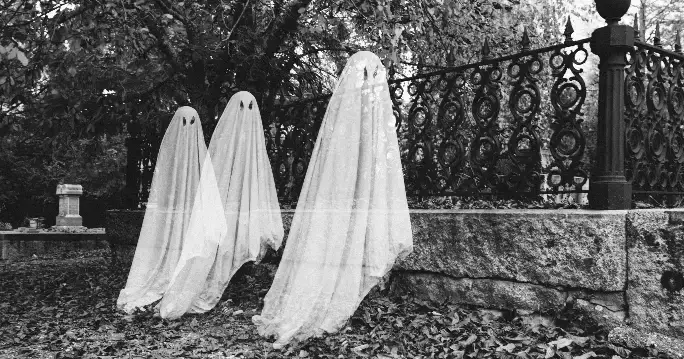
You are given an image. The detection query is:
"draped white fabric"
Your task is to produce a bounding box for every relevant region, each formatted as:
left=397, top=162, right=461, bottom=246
left=156, top=151, right=227, bottom=319
left=252, top=51, right=413, bottom=348
left=117, top=106, right=207, bottom=314
left=157, top=91, right=284, bottom=319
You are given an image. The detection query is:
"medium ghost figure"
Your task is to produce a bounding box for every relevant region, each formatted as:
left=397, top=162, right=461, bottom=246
left=253, top=51, right=413, bottom=348
left=158, top=91, right=284, bottom=319
left=117, top=106, right=207, bottom=314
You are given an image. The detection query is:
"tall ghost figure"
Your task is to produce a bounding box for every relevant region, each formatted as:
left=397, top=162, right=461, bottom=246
left=253, top=51, right=413, bottom=347
left=117, top=106, right=207, bottom=314
left=158, top=91, right=284, bottom=319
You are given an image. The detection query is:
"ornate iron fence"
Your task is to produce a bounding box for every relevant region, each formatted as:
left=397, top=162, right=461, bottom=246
left=388, top=29, right=591, bottom=198
left=125, top=23, right=596, bottom=207
left=263, top=95, right=330, bottom=202
left=625, top=20, right=684, bottom=196
left=123, top=116, right=170, bottom=208
left=263, top=27, right=593, bottom=203
left=125, top=5, right=684, bottom=210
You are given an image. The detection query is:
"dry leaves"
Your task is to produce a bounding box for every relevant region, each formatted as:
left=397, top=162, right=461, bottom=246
left=0, top=257, right=669, bottom=358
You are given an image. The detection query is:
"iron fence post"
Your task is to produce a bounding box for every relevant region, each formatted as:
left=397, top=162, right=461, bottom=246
left=588, top=0, right=634, bottom=209
left=124, top=119, right=141, bottom=209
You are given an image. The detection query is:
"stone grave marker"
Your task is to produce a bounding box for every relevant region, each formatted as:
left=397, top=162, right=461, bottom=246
left=55, top=184, right=84, bottom=228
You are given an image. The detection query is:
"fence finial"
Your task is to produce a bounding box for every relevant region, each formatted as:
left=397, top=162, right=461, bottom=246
left=676, top=29, right=683, bottom=54
left=654, top=22, right=662, bottom=47
left=595, top=0, right=630, bottom=25
left=564, top=17, right=574, bottom=43
left=481, top=37, right=492, bottom=61
left=521, top=27, right=531, bottom=51
left=633, top=14, right=640, bottom=41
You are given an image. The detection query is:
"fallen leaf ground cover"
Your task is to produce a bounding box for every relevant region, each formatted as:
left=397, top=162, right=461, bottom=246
left=0, top=256, right=670, bottom=358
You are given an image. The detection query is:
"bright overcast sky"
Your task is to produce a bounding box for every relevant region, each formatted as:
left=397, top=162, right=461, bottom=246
left=572, top=0, right=605, bottom=38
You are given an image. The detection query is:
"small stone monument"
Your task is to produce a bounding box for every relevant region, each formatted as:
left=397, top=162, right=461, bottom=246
left=55, top=184, right=84, bottom=228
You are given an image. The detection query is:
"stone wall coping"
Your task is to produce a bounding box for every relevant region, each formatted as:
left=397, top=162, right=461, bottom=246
left=0, top=232, right=108, bottom=241
left=106, top=208, right=684, bottom=215
left=407, top=209, right=628, bottom=215
left=0, top=230, right=106, bottom=235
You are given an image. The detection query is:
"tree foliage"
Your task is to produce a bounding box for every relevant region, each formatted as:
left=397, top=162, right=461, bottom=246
left=0, top=0, right=596, bottom=223
left=1, top=0, right=593, bottom=137
left=629, top=0, right=684, bottom=50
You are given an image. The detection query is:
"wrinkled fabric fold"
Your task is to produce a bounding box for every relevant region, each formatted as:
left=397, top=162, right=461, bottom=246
left=117, top=107, right=206, bottom=314
left=253, top=51, right=413, bottom=348
left=157, top=152, right=228, bottom=319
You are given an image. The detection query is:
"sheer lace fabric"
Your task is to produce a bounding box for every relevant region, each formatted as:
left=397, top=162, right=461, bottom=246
left=253, top=51, right=413, bottom=348
left=158, top=92, right=284, bottom=319
left=117, top=107, right=207, bottom=314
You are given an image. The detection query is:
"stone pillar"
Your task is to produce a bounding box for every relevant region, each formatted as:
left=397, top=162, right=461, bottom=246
left=588, top=0, right=634, bottom=210
left=56, top=184, right=84, bottom=227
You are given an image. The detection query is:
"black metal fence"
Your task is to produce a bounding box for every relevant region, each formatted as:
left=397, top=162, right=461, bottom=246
left=388, top=30, right=591, bottom=198
left=201, top=25, right=594, bottom=205
left=123, top=118, right=165, bottom=208
left=625, top=21, right=684, bottom=196
left=124, top=4, right=684, bottom=210
left=263, top=95, right=329, bottom=202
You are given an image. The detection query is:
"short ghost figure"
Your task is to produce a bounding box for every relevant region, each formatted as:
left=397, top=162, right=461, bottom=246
left=158, top=91, right=284, bottom=319
left=117, top=106, right=207, bottom=314
left=253, top=51, right=413, bottom=347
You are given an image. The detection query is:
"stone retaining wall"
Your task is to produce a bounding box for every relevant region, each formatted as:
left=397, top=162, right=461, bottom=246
left=626, top=210, right=684, bottom=338
left=0, top=232, right=110, bottom=261
left=106, top=209, right=684, bottom=339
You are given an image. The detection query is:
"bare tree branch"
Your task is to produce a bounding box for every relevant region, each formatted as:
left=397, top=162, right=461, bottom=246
left=144, top=15, right=183, bottom=73
left=226, top=0, right=251, bottom=42
left=153, top=0, right=197, bottom=44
